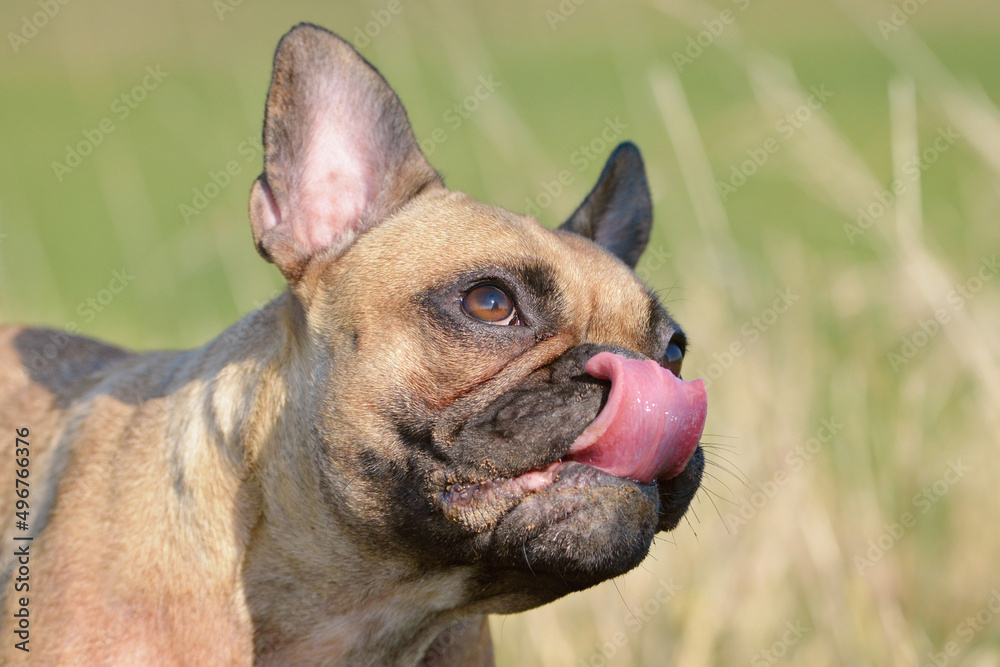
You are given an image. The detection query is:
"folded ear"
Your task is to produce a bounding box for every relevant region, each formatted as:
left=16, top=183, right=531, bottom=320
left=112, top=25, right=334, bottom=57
left=249, top=23, right=442, bottom=282
left=559, top=142, right=652, bottom=268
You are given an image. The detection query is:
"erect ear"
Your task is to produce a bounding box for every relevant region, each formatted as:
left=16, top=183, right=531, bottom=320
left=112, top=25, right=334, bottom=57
left=559, top=142, right=652, bottom=269
left=249, top=23, right=442, bottom=283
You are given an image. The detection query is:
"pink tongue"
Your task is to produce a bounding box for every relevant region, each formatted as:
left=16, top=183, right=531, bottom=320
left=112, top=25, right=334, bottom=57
left=565, top=352, right=707, bottom=484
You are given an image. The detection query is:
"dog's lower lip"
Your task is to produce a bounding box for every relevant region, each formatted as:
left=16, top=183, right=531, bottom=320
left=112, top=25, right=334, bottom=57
left=442, top=437, right=702, bottom=511
left=443, top=455, right=658, bottom=507
left=444, top=461, right=562, bottom=505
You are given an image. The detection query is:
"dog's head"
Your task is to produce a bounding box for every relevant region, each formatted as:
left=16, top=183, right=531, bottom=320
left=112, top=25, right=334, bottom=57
left=249, top=24, right=705, bottom=613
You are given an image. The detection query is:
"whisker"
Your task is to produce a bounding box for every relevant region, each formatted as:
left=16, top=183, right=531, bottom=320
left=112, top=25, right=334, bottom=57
left=698, top=471, right=740, bottom=502
left=704, top=458, right=752, bottom=489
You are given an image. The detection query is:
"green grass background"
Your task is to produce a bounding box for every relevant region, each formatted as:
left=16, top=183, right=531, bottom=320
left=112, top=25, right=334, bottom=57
left=2, top=0, right=999, bottom=664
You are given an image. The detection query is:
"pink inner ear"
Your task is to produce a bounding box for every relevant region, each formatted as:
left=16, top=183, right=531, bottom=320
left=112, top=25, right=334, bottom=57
left=294, top=120, right=375, bottom=254
left=267, top=91, right=378, bottom=258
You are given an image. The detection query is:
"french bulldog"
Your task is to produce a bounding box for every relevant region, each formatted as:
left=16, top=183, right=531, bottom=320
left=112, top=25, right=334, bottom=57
left=0, top=23, right=706, bottom=666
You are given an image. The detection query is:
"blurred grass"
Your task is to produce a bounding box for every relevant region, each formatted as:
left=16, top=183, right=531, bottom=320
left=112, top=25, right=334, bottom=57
left=2, top=0, right=1000, bottom=664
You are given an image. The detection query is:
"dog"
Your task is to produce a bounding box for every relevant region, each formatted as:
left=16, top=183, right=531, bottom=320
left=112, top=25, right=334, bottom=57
left=0, top=23, right=706, bottom=666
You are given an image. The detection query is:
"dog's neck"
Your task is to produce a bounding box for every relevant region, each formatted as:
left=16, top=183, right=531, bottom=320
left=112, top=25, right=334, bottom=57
left=187, top=293, right=481, bottom=665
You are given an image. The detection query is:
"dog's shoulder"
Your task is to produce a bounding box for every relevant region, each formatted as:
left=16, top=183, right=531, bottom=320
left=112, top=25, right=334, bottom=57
left=0, top=326, right=132, bottom=407
left=0, top=327, right=136, bottom=546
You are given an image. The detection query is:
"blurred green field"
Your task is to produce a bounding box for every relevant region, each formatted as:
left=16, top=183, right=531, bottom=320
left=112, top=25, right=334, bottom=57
left=2, top=0, right=1000, bottom=664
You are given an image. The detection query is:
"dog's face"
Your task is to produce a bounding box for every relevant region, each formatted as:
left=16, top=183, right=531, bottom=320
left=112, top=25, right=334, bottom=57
left=249, top=24, right=705, bottom=613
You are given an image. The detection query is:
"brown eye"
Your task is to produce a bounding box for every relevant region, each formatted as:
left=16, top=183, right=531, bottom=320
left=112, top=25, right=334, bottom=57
left=662, top=339, right=684, bottom=377
left=462, top=284, right=518, bottom=325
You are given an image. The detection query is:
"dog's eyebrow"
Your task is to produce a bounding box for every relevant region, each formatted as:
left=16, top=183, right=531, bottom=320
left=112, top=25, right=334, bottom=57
left=502, top=260, right=570, bottom=330
left=511, top=261, right=561, bottom=301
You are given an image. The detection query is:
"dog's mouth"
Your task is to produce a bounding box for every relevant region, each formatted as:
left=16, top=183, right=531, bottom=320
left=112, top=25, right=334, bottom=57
left=443, top=461, right=562, bottom=509
left=439, top=351, right=707, bottom=526
left=563, top=351, right=706, bottom=482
